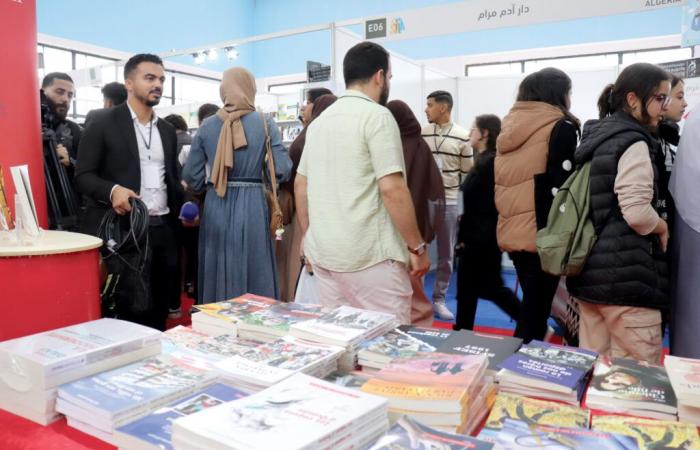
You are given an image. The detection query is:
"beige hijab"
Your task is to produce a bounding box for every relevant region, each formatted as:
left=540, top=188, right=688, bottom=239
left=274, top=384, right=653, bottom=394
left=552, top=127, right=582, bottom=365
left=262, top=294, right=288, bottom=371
left=211, top=67, right=257, bottom=197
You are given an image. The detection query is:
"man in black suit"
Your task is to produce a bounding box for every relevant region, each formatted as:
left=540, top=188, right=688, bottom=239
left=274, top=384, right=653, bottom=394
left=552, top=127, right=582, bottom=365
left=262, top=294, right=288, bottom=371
left=75, top=53, right=183, bottom=331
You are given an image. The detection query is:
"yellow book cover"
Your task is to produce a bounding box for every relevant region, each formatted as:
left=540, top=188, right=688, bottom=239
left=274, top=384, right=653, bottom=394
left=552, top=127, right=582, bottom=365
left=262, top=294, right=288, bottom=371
left=479, top=393, right=590, bottom=442
left=362, top=378, right=467, bottom=401
left=592, top=415, right=700, bottom=450
left=195, top=294, right=278, bottom=323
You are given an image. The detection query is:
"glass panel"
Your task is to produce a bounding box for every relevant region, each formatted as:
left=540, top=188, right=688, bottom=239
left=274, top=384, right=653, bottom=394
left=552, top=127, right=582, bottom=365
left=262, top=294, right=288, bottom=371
left=622, top=48, right=692, bottom=66
left=174, top=76, right=220, bottom=104
left=525, top=54, right=619, bottom=73
left=42, top=47, right=73, bottom=73
left=269, top=83, right=305, bottom=94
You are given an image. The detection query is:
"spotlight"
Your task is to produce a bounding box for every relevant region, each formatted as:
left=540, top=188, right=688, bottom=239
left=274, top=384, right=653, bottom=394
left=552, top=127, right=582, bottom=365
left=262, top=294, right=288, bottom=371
left=193, top=52, right=205, bottom=65
left=225, top=47, right=239, bottom=60
left=208, top=48, right=218, bottom=61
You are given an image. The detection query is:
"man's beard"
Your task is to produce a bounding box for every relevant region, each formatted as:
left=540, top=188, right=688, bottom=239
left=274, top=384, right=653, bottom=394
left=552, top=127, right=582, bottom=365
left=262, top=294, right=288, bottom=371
left=136, top=90, right=161, bottom=107
left=46, top=96, right=68, bottom=121
left=378, top=81, right=390, bottom=106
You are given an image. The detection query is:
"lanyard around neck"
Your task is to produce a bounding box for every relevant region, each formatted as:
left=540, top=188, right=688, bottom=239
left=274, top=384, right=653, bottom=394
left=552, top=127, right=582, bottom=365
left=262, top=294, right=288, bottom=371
left=136, top=120, right=153, bottom=153
left=433, top=123, right=453, bottom=153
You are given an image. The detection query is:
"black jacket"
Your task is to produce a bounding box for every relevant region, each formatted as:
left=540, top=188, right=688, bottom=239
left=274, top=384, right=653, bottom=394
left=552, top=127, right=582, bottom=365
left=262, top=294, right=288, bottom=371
left=566, top=113, right=668, bottom=309
left=459, top=148, right=499, bottom=253
left=75, top=103, right=183, bottom=235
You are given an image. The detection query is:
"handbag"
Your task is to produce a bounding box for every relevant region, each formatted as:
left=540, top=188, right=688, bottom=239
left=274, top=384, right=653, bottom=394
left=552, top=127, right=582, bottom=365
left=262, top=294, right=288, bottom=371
left=260, top=112, right=285, bottom=239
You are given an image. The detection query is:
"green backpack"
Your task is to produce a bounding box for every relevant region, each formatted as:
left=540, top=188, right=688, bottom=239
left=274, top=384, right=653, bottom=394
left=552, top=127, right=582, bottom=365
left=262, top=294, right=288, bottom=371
left=536, top=161, right=596, bottom=277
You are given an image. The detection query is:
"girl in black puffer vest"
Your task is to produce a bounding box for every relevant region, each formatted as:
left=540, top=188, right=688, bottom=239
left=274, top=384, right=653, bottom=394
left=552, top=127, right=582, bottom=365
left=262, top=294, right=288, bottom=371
left=567, top=63, right=672, bottom=364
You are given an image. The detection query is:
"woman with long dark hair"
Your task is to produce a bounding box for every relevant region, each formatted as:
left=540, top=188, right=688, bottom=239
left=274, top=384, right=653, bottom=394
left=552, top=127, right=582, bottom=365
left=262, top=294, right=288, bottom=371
left=567, top=63, right=671, bottom=363
left=454, top=114, right=520, bottom=331
left=495, top=67, right=580, bottom=342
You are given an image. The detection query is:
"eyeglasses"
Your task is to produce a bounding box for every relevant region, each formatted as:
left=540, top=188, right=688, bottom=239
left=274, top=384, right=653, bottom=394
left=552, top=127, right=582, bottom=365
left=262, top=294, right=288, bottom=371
left=651, top=94, right=672, bottom=109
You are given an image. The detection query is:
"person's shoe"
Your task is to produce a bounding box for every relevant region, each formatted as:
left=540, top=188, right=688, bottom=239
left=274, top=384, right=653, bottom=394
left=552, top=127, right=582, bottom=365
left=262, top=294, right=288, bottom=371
left=544, top=325, right=556, bottom=342
left=167, top=307, right=182, bottom=319
left=433, top=302, right=455, bottom=321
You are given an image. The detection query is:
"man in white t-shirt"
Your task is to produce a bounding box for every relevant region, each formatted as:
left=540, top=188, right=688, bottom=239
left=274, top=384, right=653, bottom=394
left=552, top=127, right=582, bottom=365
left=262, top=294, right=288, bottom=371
left=295, top=41, right=430, bottom=324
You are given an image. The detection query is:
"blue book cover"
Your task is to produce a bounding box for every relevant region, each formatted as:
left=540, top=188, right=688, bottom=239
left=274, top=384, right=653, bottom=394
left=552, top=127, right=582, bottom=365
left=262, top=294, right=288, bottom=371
left=495, top=419, right=639, bottom=450
left=498, top=341, right=597, bottom=392
left=58, top=356, right=215, bottom=419
left=115, top=383, right=248, bottom=450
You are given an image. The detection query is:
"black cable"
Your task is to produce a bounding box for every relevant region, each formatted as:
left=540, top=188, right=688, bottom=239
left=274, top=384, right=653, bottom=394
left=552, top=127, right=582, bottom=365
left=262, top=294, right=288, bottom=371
left=97, top=197, right=150, bottom=274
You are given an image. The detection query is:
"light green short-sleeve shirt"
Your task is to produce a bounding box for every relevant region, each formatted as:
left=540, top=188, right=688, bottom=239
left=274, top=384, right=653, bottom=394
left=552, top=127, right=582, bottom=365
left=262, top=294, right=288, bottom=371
left=297, top=90, right=409, bottom=272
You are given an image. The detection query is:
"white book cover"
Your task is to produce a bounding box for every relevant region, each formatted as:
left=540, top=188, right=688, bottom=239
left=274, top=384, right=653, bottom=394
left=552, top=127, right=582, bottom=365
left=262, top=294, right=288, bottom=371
left=173, top=373, right=388, bottom=450
left=215, top=337, right=344, bottom=387
left=290, top=306, right=397, bottom=346
left=9, top=165, right=39, bottom=236
left=664, top=355, right=700, bottom=407
left=0, top=318, right=161, bottom=391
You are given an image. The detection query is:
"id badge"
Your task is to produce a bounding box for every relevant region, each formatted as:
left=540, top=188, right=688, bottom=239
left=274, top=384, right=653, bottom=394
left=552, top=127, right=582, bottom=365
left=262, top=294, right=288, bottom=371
left=435, top=155, right=444, bottom=170
left=143, top=165, right=161, bottom=189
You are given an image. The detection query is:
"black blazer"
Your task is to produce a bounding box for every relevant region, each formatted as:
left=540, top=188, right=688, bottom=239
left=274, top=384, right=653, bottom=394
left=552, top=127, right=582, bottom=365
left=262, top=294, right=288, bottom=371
left=75, top=102, right=183, bottom=235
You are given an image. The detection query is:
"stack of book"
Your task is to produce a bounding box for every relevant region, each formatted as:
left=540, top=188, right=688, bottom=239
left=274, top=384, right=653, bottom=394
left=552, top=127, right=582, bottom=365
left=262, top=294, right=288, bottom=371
left=191, top=294, right=278, bottom=336
left=214, top=336, right=345, bottom=392
left=324, top=370, right=372, bottom=389
left=494, top=418, right=638, bottom=450
left=361, top=352, right=488, bottom=434
left=586, top=356, right=677, bottom=420
left=592, top=415, right=700, bottom=450
left=0, top=319, right=161, bottom=425
left=56, top=354, right=217, bottom=444
left=165, top=331, right=265, bottom=370
left=358, top=328, right=437, bottom=372
left=290, top=305, right=399, bottom=370
left=172, top=373, right=390, bottom=450
left=236, top=302, right=323, bottom=342
left=368, top=415, right=494, bottom=450
left=665, top=355, right=700, bottom=425
left=114, top=382, right=248, bottom=450
left=497, top=340, right=597, bottom=404
left=479, top=393, right=591, bottom=443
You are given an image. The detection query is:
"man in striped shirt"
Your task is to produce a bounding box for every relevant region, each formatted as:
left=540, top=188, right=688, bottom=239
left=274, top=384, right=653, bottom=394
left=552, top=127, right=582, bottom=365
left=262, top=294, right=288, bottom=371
left=422, top=90, right=473, bottom=321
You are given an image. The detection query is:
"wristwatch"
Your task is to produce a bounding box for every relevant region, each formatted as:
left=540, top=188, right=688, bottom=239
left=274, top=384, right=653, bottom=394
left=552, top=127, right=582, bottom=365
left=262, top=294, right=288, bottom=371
left=408, top=242, right=427, bottom=256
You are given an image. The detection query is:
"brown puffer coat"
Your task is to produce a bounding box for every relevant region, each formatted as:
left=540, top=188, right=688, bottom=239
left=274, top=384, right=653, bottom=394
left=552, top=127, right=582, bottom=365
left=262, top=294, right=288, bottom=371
left=495, top=101, right=563, bottom=253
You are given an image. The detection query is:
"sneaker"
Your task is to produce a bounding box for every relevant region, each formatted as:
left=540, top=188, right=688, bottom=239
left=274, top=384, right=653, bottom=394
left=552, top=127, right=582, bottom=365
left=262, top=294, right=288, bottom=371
left=433, top=302, right=455, bottom=321
left=167, top=307, right=182, bottom=319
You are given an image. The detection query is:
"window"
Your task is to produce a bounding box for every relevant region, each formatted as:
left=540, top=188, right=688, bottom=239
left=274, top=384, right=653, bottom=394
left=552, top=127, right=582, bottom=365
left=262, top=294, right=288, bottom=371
left=174, top=76, right=220, bottom=104
left=525, top=54, right=618, bottom=73
left=622, top=48, right=692, bottom=66
left=466, top=63, right=522, bottom=77
left=41, top=46, right=73, bottom=73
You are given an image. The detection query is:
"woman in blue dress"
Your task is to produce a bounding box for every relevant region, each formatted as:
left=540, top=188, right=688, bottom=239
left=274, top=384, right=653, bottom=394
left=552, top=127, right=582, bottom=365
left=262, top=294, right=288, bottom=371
left=183, top=67, right=292, bottom=303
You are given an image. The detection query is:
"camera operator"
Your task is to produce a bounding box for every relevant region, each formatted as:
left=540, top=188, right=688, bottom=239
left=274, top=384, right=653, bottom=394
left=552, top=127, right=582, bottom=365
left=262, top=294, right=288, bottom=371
left=41, top=72, right=82, bottom=170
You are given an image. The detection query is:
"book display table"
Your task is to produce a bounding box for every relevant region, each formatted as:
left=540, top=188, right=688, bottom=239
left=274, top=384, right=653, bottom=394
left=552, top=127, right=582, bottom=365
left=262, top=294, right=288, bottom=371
left=0, top=230, right=102, bottom=341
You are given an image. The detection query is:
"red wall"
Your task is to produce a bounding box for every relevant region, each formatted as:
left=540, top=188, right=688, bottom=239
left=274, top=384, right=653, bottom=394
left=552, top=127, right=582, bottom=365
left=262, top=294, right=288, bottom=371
left=0, top=0, right=47, bottom=228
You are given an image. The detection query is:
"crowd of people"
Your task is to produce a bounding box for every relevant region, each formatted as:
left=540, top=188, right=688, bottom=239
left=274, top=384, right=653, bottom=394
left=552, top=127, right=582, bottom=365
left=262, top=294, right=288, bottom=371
left=38, top=40, right=698, bottom=363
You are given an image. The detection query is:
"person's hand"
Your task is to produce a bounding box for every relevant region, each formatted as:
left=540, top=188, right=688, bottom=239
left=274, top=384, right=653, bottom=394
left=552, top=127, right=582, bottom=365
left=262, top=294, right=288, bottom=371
left=181, top=217, right=200, bottom=228
left=112, top=186, right=139, bottom=215
left=56, top=144, right=70, bottom=167
left=299, top=236, right=313, bottom=274
left=654, top=218, right=670, bottom=253
left=409, top=251, right=430, bottom=278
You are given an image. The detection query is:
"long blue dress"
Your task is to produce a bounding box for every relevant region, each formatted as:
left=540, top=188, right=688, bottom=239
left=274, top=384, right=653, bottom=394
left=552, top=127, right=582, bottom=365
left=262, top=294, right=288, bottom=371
left=183, top=112, right=292, bottom=303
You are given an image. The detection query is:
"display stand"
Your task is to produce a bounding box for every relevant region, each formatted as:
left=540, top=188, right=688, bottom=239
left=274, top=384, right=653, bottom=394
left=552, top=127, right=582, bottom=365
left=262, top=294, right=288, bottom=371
left=0, top=230, right=103, bottom=341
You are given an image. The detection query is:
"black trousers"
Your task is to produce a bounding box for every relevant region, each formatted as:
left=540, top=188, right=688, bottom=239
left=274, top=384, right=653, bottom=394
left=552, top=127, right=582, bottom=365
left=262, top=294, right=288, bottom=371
left=179, top=224, right=199, bottom=299
left=455, top=247, right=521, bottom=331
left=510, top=251, right=560, bottom=343
left=143, top=220, right=180, bottom=330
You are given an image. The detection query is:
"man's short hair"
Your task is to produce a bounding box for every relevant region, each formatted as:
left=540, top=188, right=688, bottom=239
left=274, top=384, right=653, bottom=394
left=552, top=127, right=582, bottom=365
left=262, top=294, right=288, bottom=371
left=427, top=90, right=453, bottom=111
left=101, top=82, right=127, bottom=105
left=163, top=114, right=189, bottom=132
left=306, top=88, right=332, bottom=104
left=197, top=103, right=219, bottom=124
left=42, top=72, right=74, bottom=89
left=343, top=42, right=390, bottom=86
left=124, top=53, right=164, bottom=80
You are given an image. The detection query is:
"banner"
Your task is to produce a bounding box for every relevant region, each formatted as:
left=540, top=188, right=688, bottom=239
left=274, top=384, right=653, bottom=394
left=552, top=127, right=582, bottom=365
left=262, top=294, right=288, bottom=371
left=365, top=0, right=682, bottom=42
left=0, top=0, right=47, bottom=227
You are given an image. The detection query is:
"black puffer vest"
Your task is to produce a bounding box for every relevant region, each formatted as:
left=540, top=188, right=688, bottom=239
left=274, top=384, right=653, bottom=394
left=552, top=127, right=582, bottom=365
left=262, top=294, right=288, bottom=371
left=566, top=113, right=669, bottom=309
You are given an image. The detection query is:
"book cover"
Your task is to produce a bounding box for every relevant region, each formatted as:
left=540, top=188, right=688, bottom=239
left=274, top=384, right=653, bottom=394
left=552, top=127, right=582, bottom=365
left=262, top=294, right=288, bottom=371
left=375, top=352, right=487, bottom=388
left=592, top=415, right=700, bottom=450
left=191, top=334, right=263, bottom=359
left=361, top=378, right=468, bottom=405
left=664, top=355, right=700, bottom=405
left=172, top=373, right=388, bottom=450
left=368, top=415, right=494, bottom=450
left=438, top=330, right=522, bottom=373
left=588, top=357, right=677, bottom=411
left=480, top=393, right=591, bottom=442
left=115, top=383, right=248, bottom=450
left=194, top=294, right=278, bottom=323
left=291, top=306, right=396, bottom=343
left=495, top=419, right=639, bottom=450
left=58, top=355, right=216, bottom=418
left=359, top=328, right=437, bottom=360
left=238, top=303, right=322, bottom=333
left=0, top=165, right=13, bottom=229
left=323, top=371, right=371, bottom=389
left=399, top=325, right=454, bottom=349
left=161, top=326, right=210, bottom=354
left=499, top=341, right=597, bottom=391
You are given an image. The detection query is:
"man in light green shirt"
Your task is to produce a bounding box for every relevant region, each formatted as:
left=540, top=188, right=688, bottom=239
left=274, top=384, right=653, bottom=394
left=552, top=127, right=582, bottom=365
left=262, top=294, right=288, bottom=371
left=295, top=42, right=430, bottom=324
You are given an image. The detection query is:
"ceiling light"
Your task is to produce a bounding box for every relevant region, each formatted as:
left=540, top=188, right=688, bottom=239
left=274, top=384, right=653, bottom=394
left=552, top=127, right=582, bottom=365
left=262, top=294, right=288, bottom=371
left=193, top=52, right=205, bottom=65
left=225, top=47, right=239, bottom=60
left=208, top=48, right=218, bottom=61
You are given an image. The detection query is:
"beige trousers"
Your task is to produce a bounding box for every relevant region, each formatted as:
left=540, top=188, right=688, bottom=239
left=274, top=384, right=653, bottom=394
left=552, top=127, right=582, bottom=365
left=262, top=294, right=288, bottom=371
left=314, top=260, right=413, bottom=325
left=577, top=300, right=663, bottom=364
